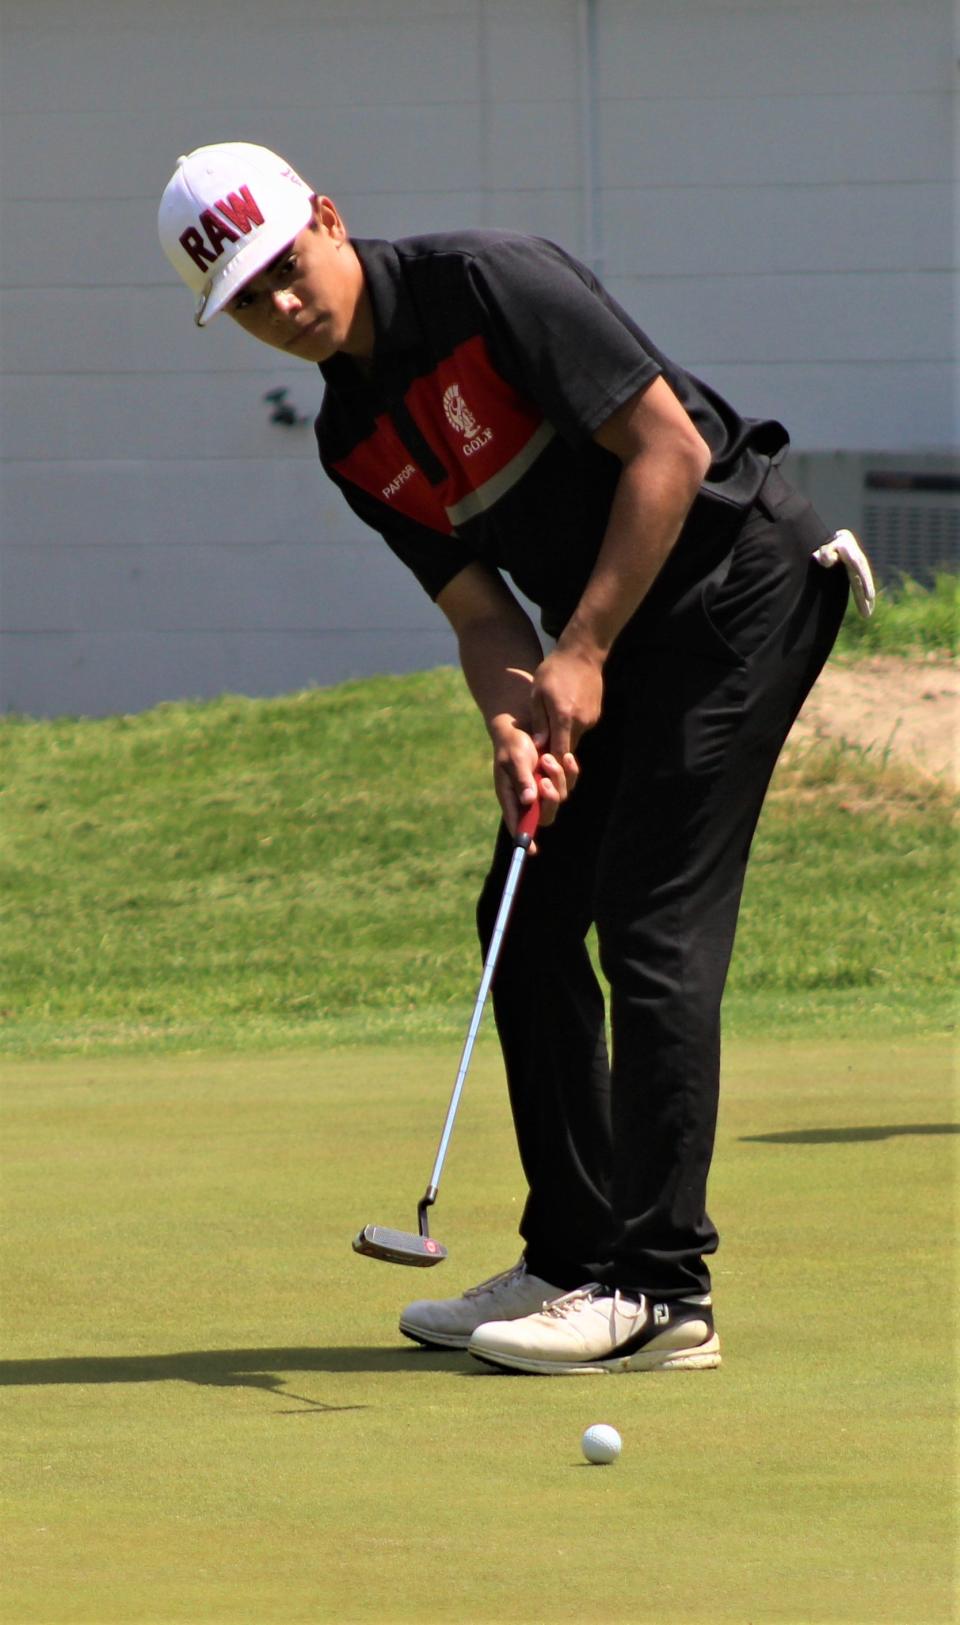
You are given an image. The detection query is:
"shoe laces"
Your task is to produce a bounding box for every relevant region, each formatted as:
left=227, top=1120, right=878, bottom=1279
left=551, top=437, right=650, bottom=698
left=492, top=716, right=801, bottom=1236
left=541, top=1283, right=606, bottom=1319
left=463, top=1260, right=527, bottom=1300
left=541, top=1285, right=646, bottom=1321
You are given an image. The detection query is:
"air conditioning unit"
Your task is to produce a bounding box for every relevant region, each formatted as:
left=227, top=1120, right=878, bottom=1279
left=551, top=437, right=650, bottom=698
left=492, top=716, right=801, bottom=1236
left=783, top=452, right=959, bottom=586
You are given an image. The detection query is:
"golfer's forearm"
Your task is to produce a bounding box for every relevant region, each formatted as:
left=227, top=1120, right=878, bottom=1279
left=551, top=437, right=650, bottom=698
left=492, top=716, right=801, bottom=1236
left=455, top=614, right=545, bottom=740
left=558, top=447, right=706, bottom=664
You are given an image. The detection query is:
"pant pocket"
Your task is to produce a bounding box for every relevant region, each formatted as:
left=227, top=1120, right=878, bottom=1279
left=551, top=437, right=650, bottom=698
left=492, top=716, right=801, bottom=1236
left=699, top=493, right=832, bottom=664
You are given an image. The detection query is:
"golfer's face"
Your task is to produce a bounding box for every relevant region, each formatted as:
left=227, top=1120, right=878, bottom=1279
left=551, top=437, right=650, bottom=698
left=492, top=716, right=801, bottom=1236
left=227, top=196, right=366, bottom=362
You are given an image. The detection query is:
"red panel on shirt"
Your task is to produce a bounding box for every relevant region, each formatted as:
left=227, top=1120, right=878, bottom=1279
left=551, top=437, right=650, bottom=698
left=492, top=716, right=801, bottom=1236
left=331, top=336, right=545, bottom=536
left=404, top=336, right=544, bottom=511
left=331, top=411, right=453, bottom=535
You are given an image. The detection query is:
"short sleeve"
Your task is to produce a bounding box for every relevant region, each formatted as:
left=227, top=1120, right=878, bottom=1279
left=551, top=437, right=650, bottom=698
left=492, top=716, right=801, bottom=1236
left=328, top=470, right=481, bottom=602
left=464, top=237, right=662, bottom=443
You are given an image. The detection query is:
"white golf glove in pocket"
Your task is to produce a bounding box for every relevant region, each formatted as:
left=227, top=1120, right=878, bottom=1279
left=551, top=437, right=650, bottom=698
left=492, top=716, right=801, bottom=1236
left=812, top=529, right=876, bottom=619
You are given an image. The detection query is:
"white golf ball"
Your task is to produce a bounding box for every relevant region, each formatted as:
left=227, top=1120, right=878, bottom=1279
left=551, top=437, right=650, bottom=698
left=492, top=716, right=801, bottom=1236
left=581, top=1423, right=622, bottom=1464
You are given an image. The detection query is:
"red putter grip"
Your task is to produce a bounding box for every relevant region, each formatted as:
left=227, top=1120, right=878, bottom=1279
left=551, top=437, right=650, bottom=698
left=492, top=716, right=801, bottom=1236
left=515, top=776, right=543, bottom=845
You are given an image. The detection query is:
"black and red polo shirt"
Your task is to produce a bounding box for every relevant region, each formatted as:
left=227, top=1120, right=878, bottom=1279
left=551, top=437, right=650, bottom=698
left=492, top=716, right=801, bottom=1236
left=316, top=232, right=787, bottom=638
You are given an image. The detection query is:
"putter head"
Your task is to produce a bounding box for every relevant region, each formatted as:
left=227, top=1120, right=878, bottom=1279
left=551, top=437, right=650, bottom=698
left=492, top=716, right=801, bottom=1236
left=352, top=1224, right=447, bottom=1268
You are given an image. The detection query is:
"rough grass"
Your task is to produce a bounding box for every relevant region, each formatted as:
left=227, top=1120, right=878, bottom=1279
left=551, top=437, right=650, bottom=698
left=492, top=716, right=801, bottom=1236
left=832, top=570, right=957, bottom=655
left=1, top=655, right=955, bottom=1057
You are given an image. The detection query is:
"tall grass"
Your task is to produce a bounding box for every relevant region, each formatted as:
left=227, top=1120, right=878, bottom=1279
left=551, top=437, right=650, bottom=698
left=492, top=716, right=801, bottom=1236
left=833, top=571, right=957, bottom=655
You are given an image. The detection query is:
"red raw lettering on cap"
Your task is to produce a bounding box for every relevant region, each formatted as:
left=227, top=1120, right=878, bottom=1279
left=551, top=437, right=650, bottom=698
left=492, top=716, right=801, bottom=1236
left=178, top=185, right=265, bottom=272
left=200, top=209, right=241, bottom=258
left=179, top=225, right=218, bottom=272
left=215, top=187, right=265, bottom=235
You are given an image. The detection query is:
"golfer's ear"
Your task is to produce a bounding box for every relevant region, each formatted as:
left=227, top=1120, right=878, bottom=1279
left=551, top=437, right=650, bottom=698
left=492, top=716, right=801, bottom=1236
left=313, top=194, right=347, bottom=241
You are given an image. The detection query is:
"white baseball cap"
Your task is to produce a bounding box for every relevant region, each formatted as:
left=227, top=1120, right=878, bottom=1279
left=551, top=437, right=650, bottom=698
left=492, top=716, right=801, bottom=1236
left=158, top=142, right=315, bottom=326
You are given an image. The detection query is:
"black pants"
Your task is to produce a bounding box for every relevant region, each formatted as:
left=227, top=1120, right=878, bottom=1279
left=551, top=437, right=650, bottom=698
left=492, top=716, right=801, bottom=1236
left=476, top=470, right=849, bottom=1299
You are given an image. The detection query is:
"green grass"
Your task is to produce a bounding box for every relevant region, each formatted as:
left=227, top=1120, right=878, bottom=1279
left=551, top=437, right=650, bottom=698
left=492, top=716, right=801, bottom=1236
left=1, top=1036, right=955, bottom=1623
left=0, top=670, right=494, bottom=1055
left=833, top=570, right=957, bottom=656
left=1, top=659, right=955, bottom=1059
left=1, top=594, right=956, bottom=1621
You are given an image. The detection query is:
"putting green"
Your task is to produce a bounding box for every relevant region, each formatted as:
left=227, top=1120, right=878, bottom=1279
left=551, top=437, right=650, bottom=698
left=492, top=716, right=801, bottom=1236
left=2, top=1038, right=955, bottom=1623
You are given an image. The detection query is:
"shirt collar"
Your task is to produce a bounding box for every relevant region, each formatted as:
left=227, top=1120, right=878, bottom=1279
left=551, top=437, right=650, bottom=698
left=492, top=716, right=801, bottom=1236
left=353, top=238, right=422, bottom=353
left=319, top=237, right=421, bottom=392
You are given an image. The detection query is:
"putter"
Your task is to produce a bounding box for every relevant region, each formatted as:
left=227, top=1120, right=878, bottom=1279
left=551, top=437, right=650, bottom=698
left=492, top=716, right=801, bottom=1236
left=353, top=783, right=542, bottom=1267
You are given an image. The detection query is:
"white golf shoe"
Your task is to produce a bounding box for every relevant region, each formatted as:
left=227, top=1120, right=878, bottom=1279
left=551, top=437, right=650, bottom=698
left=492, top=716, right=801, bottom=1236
left=468, top=1284, right=721, bottom=1374
left=399, top=1258, right=565, bottom=1350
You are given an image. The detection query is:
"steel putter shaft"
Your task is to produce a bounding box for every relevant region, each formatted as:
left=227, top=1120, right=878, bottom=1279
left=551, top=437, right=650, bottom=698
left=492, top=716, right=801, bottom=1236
left=352, top=786, right=541, bottom=1267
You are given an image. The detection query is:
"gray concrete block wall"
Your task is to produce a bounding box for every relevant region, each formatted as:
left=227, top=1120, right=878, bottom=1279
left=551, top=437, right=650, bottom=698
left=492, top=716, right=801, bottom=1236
left=1, top=0, right=956, bottom=716
left=593, top=0, right=957, bottom=450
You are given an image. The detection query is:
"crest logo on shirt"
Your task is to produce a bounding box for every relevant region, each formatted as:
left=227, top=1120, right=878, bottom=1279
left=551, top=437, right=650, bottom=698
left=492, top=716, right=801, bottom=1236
left=443, top=384, right=493, bottom=457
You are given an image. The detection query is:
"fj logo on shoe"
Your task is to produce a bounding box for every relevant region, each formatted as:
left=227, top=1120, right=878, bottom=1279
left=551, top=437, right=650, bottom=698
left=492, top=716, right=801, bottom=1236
left=653, top=1303, right=670, bottom=1326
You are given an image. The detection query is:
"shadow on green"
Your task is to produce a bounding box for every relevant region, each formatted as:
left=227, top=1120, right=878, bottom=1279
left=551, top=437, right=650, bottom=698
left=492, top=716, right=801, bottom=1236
left=0, top=1344, right=465, bottom=1392
left=741, top=1120, right=958, bottom=1143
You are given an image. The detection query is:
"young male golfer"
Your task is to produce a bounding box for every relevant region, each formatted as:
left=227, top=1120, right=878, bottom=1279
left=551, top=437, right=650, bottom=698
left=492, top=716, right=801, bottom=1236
left=159, top=143, right=872, bottom=1375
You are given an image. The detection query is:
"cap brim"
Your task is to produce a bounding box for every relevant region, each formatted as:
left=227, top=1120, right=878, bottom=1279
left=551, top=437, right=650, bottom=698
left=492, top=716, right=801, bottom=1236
left=194, top=192, right=315, bottom=327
